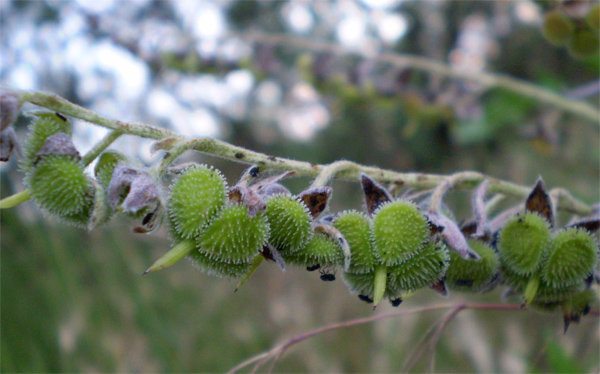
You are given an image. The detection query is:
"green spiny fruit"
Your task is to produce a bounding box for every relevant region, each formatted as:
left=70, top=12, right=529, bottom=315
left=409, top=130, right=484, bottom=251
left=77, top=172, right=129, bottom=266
left=541, top=228, right=598, bottom=288
left=371, top=200, right=430, bottom=266
left=567, top=27, right=600, bottom=58
left=264, top=194, right=313, bottom=254
left=542, top=9, right=575, bottom=46
left=94, top=150, right=128, bottom=190
left=500, top=265, right=583, bottom=303
left=498, top=212, right=551, bottom=275
left=446, top=239, right=499, bottom=292
left=197, top=204, right=270, bottom=264
left=387, top=240, right=450, bottom=292
left=562, top=289, right=597, bottom=333
left=168, top=164, right=227, bottom=239
left=22, top=111, right=71, bottom=172
left=585, top=3, right=600, bottom=32
left=342, top=270, right=401, bottom=300
left=333, top=210, right=376, bottom=274
left=27, top=154, right=93, bottom=216
left=188, top=247, right=253, bottom=278
left=284, top=233, right=344, bottom=268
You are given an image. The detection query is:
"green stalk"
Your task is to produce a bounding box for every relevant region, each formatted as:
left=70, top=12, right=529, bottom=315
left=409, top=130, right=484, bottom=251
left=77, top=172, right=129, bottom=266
left=373, top=265, right=388, bottom=309
left=235, top=255, right=265, bottom=292
left=522, top=277, right=541, bottom=307
left=143, top=240, right=196, bottom=274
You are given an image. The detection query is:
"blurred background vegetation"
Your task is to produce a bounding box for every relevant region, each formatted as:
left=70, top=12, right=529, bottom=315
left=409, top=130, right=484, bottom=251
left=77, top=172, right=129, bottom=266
left=1, top=0, right=599, bottom=372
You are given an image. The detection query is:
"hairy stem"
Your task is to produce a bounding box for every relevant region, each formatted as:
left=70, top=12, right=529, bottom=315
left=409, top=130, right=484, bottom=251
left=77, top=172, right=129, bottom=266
left=1, top=88, right=594, bottom=216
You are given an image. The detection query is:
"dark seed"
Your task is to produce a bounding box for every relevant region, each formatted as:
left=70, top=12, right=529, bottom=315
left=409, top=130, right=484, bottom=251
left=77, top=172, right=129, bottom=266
left=306, top=264, right=321, bottom=272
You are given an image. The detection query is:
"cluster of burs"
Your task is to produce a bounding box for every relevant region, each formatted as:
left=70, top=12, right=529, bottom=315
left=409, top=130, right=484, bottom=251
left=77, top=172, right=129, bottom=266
left=541, top=2, right=599, bottom=59
left=15, top=111, right=600, bottom=331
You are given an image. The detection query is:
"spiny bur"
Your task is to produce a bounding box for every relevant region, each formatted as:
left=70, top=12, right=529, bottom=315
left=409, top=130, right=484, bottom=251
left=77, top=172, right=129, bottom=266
left=333, top=210, right=377, bottom=274
left=387, top=240, right=450, bottom=292
left=264, top=194, right=313, bottom=254
left=284, top=232, right=344, bottom=269
left=188, top=248, right=253, bottom=278
left=168, top=164, right=227, bottom=239
left=196, top=204, right=270, bottom=264
left=498, top=212, right=551, bottom=275
left=542, top=228, right=598, bottom=288
left=446, top=239, right=499, bottom=292
left=343, top=270, right=401, bottom=303
left=26, top=134, right=93, bottom=218
left=371, top=200, right=430, bottom=266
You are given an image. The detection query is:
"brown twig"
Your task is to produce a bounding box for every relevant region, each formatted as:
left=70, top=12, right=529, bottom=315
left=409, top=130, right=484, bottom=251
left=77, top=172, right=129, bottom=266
left=227, top=302, right=526, bottom=374
left=427, top=305, right=467, bottom=373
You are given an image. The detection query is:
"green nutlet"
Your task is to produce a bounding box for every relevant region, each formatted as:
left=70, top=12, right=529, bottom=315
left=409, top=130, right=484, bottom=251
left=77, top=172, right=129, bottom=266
left=498, top=212, right=551, bottom=275
left=387, top=240, right=450, bottom=292
left=446, top=239, right=499, bottom=292
left=188, top=247, right=253, bottom=278
left=27, top=154, right=92, bottom=216
left=197, top=204, right=270, bottom=264
left=333, top=210, right=377, bottom=274
left=284, top=232, right=344, bottom=268
left=542, top=228, right=598, bottom=288
left=264, top=194, right=313, bottom=254
left=371, top=200, right=430, bottom=266
left=168, top=164, right=227, bottom=239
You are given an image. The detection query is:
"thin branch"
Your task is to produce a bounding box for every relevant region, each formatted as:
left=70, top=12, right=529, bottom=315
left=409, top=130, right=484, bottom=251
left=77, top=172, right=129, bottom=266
left=427, top=305, right=466, bottom=373
left=81, top=130, right=123, bottom=166
left=243, top=32, right=600, bottom=124
left=227, top=302, right=526, bottom=374
left=1, top=88, right=593, bottom=216
left=402, top=311, right=452, bottom=372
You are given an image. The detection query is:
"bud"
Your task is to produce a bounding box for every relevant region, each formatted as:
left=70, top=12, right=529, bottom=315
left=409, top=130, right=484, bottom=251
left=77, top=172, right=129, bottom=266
left=94, top=150, right=128, bottom=190
left=0, top=88, right=21, bottom=131
left=0, top=127, right=20, bottom=162
left=22, top=111, right=71, bottom=172
left=107, top=163, right=160, bottom=215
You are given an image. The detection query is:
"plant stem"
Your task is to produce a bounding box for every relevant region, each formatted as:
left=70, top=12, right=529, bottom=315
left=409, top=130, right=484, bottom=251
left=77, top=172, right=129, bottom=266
left=243, top=32, right=600, bottom=124
left=2, top=87, right=593, bottom=216
left=81, top=130, right=123, bottom=166
left=227, top=302, right=528, bottom=374
left=0, top=190, right=30, bottom=209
